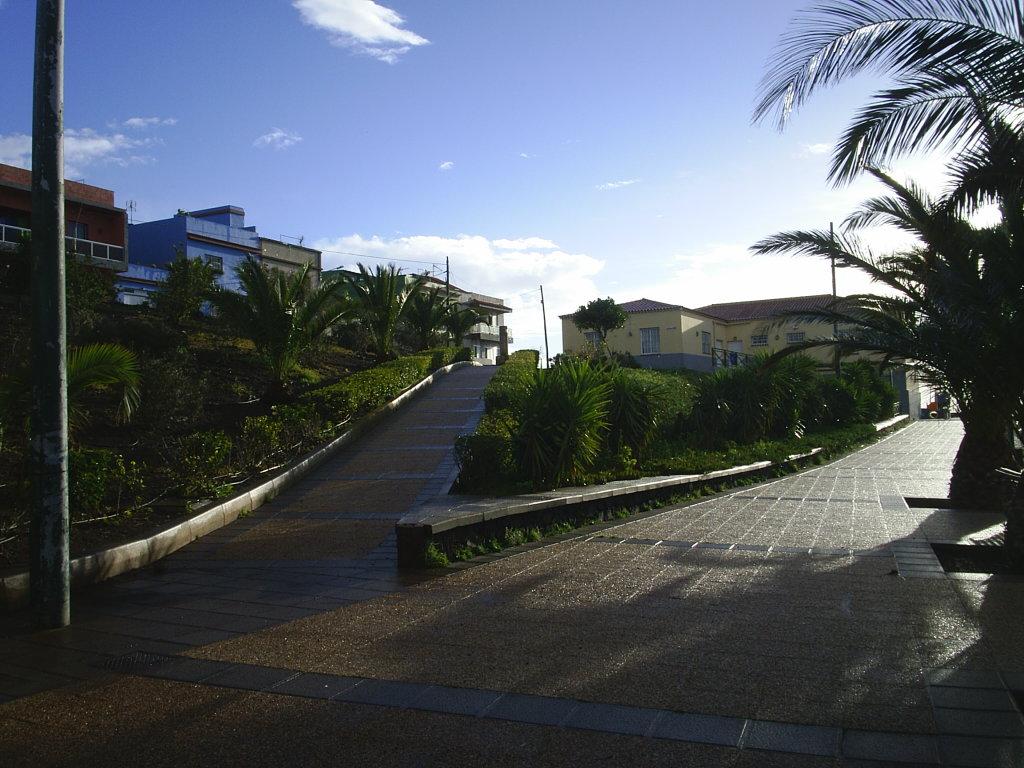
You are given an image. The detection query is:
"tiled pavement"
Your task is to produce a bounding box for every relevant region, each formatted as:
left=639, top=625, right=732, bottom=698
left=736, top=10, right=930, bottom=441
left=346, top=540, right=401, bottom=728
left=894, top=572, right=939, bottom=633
left=1, top=400, right=1022, bottom=766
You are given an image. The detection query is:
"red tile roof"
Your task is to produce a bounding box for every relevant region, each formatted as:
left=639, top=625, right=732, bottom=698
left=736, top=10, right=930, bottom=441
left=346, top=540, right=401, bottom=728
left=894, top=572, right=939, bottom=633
left=618, top=298, right=689, bottom=313
left=696, top=294, right=836, bottom=322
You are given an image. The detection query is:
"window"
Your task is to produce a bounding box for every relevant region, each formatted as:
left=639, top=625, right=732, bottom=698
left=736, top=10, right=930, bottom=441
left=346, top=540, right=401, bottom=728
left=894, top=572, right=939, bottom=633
left=640, top=326, right=660, bottom=355
left=786, top=331, right=805, bottom=344
left=204, top=254, right=224, bottom=274
left=701, top=331, right=711, bottom=355
left=584, top=331, right=601, bottom=346
left=751, top=334, right=768, bottom=347
left=67, top=221, right=88, bottom=240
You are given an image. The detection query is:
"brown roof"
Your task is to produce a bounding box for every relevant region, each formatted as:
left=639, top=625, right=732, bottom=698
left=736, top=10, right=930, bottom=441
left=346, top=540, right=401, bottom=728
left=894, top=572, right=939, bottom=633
left=696, top=294, right=836, bottom=322
left=618, top=298, right=688, bottom=313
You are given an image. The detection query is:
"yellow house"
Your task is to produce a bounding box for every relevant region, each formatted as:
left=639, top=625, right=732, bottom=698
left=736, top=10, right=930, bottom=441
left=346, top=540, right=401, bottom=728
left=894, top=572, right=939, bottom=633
left=561, top=294, right=852, bottom=372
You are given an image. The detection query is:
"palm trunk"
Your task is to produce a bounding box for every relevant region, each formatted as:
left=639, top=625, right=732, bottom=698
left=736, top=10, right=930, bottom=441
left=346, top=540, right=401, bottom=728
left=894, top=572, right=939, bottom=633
left=948, top=416, right=1017, bottom=510
left=1007, top=474, right=1024, bottom=566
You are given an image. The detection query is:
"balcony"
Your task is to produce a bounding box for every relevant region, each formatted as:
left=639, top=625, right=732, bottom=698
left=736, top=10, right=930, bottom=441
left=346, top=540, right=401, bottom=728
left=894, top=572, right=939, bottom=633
left=0, top=223, right=127, bottom=269
left=467, top=322, right=502, bottom=343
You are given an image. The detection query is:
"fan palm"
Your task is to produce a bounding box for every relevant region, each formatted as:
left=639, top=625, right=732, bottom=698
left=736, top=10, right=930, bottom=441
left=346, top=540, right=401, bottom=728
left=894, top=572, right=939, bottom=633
left=754, top=0, right=1024, bottom=183
left=752, top=168, right=1023, bottom=511
left=343, top=264, right=426, bottom=362
left=208, top=259, right=352, bottom=400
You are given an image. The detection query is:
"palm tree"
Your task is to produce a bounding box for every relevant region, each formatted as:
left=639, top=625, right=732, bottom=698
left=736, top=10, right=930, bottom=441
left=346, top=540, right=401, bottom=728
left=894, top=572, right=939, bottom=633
left=752, top=168, right=1023, bottom=511
left=342, top=264, right=426, bottom=362
left=1, top=343, right=140, bottom=447
left=208, top=259, right=352, bottom=400
left=754, top=0, right=1024, bottom=183
left=403, top=286, right=453, bottom=351
left=443, top=305, right=481, bottom=349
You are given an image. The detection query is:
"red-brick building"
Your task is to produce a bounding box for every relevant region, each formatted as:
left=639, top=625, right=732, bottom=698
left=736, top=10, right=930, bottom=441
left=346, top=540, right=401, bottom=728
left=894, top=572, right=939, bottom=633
left=0, top=163, right=128, bottom=269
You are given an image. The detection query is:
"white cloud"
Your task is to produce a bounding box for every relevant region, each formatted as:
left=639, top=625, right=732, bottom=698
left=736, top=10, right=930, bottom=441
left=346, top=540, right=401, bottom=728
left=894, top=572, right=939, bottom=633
left=0, top=133, right=31, bottom=169
left=313, top=233, right=605, bottom=358
left=596, top=178, right=640, bottom=190
left=438, top=160, right=454, bottom=171
left=293, top=0, right=428, bottom=63
left=122, top=117, right=177, bottom=129
left=253, top=128, right=303, bottom=150
left=0, top=128, right=160, bottom=178
left=801, top=142, right=831, bottom=155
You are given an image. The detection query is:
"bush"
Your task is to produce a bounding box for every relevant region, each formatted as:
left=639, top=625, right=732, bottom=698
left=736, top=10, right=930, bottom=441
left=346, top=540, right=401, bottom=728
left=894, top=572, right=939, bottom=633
left=512, top=359, right=612, bottom=487
left=297, top=355, right=430, bottom=423
left=427, top=345, right=471, bottom=370
left=69, top=448, right=145, bottom=520
left=168, top=430, right=232, bottom=497
left=234, top=415, right=284, bottom=472
left=138, top=356, right=207, bottom=433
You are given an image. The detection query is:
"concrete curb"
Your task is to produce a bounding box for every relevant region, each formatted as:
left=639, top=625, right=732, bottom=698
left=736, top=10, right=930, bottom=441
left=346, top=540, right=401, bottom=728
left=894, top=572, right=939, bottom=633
left=1, top=362, right=477, bottom=611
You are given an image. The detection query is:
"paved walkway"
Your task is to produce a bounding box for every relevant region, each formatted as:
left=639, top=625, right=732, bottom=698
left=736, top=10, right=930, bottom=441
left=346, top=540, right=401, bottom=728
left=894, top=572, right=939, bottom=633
left=1, top=389, right=1022, bottom=766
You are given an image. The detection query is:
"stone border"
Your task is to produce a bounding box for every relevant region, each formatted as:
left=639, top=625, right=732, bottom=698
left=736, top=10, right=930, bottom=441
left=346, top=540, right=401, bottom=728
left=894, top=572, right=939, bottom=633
left=396, top=415, right=910, bottom=567
left=0, top=362, right=477, bottom=611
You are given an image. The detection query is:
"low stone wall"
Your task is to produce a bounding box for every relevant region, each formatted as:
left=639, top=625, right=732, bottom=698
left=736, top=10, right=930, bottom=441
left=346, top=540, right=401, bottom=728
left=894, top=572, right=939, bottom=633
left=396, top=415, right=911, bottom=568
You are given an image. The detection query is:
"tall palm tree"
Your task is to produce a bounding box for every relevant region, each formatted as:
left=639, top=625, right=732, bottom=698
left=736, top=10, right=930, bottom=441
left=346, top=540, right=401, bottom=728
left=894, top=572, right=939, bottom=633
left=754, top=0, right=1024, bottom=183
left=752, top=168, right=1023, bottom=511
left=208, top=259, right=352, bottom=400
left=443, top=305, right=481, bottom=349
left=403, top=286, right=453, bottom=351
left=342, top=264, right=426, bottom=362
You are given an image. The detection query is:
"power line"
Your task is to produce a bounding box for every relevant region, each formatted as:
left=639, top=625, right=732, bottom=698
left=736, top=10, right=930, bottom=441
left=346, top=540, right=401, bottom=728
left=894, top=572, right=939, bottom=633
left=319, top=248, right=441, bottom=267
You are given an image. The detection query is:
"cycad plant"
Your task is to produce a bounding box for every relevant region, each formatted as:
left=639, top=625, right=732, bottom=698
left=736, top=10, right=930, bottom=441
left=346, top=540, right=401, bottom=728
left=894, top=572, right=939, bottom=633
left=208, top=259, right=351, bottom=401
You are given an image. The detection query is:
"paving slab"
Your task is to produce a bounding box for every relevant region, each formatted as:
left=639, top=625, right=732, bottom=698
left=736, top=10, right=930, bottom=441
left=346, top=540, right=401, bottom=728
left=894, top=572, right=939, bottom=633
left=2, top=416, right=1023, bottom=766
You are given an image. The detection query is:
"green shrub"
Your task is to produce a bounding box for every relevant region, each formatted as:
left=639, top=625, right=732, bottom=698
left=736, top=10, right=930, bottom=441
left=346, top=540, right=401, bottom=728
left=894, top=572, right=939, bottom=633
left=234, top=415, right=284, bottom=471
left=298, top=356, right=425, bottom=422
left=138, top=356, right=207, bottom=433
left=69, top=448, right=145, bottom=520
left=512, top=359, right=611, bottom=487
left=427, top=346, right=471, bottom=370
left=169, top=430, right=232, bottom=497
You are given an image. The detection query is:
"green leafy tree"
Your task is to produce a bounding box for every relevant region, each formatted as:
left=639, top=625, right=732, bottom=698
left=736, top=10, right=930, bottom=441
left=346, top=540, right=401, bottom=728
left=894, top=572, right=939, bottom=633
left=208, top=259, right=352, bottom=401
left=754, top=0, right=1024, bottom=183
left=342, top=264, right=426, bottom=362
left=571, top=297, right=627, bottom=345
left=152, top=251, right=218, bottom=326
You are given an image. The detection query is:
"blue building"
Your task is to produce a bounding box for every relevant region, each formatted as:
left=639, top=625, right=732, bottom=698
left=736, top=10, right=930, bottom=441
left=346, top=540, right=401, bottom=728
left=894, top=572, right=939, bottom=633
left=121, top=205, right=261, bottom=302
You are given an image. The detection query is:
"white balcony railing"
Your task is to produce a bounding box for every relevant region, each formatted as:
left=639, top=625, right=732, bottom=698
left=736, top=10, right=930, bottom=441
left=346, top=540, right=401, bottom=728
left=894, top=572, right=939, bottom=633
left=0, top=223, right=126, bottom=265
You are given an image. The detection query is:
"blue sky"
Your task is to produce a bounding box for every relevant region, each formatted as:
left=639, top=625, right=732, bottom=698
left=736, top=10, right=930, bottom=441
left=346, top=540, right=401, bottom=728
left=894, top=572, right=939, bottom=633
left=2, top=0, right=949, bottom=355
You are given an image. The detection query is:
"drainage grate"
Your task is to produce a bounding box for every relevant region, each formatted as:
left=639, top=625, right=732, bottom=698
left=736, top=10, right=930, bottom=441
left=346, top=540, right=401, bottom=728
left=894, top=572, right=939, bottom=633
left=104, top=652, right=175, bottom=674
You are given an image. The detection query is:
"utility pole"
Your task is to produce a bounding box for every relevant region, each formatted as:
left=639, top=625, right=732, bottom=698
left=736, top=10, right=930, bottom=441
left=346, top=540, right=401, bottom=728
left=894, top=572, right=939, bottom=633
left=30, top=0, right=70, bottom=628
left=830, top=222, right=841, bottom=377
left=539, top=285, right=550, bottom=368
